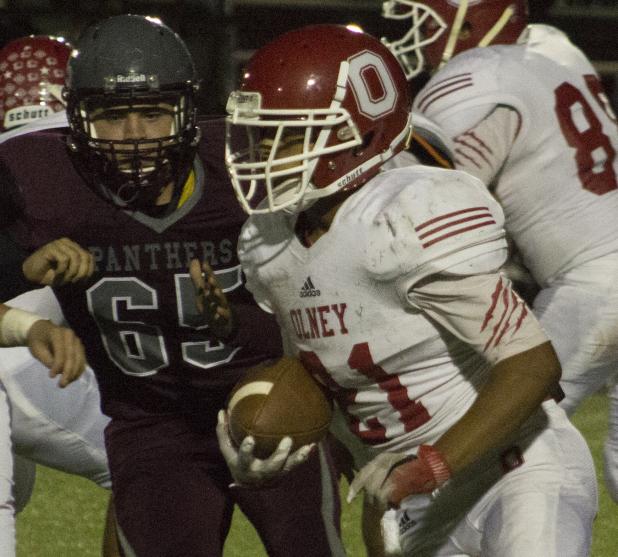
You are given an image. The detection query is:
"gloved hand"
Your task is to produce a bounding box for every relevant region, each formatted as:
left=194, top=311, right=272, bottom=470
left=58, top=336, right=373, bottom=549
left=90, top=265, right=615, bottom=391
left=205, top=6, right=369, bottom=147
left=347, top=445, right=451, bottom=507
left=216, top=410, right=314, bottom=485
left=189, top=259, right=236, bottom=341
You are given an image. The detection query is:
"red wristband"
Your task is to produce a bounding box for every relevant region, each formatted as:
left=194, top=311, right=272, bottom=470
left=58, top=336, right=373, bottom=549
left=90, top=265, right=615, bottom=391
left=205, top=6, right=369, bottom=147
left=417, top=444, right=451, bottom=487
left=387, top=445, right=451, bottom=506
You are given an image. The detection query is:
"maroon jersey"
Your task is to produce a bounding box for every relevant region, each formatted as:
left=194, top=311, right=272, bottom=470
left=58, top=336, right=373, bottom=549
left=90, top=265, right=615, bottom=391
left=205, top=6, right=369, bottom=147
left=0, top=118, right=283, bottom=419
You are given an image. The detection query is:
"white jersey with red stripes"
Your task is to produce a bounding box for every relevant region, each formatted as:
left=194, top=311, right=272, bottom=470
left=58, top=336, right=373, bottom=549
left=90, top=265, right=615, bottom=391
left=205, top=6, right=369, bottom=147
left=239, top=166, right=548, bottom=457
left=413, top=24, right=618, bottom=286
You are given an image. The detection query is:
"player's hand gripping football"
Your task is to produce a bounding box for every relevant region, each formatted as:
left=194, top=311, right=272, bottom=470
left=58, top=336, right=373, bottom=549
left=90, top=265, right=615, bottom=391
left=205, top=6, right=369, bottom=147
left=189, top=259, right=236, bottom=341
left=216, top=410, right=314, bottom=486
left=22, top=237, right=95, bottom=286
left=347, top=445, right=451, bottom=507
left=27, top=320, right=87, bottom=388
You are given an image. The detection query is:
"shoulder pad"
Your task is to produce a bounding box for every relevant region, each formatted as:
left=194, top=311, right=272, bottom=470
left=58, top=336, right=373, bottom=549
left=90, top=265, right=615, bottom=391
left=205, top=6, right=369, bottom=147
left=413, top=48, right=507, bottom=124
left=358, top=167, right=506, bottom=284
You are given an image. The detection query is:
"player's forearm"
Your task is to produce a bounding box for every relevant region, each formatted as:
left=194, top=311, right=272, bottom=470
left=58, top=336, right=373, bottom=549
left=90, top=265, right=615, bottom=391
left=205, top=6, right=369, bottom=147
left=434, top=340, right=560, bottom=475
left=0, top=304, right=47, bottom=346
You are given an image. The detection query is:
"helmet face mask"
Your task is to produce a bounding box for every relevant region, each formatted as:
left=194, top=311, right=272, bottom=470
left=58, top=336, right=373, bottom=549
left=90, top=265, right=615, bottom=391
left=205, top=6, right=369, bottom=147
left=381, top=1, right=447, bottom=80
left=226, top=25, right=412, bottom=215
left=226, top=90, right=364, bottom=214
left=65, top=15, right=200, bottom=212
left=382, top=0, right=529, bottom=79
left=0, top=35, right=71, bottom=131
left=68, top=90, right=197, bottom=210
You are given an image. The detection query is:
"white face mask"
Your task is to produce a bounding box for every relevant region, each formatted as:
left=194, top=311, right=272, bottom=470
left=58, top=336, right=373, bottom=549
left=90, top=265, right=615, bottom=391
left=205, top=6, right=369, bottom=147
left=224, top=80, right=363, bottom=216
left=382, top=0, right=519, bottom=78
left=381, top=1, right=449, bottom=79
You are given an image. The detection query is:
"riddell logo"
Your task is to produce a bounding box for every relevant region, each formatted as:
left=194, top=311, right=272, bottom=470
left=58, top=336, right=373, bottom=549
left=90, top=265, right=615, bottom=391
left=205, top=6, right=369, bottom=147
left=299, top=277, right=321, bottom=297
left=116, top=73, right=147, bottom=84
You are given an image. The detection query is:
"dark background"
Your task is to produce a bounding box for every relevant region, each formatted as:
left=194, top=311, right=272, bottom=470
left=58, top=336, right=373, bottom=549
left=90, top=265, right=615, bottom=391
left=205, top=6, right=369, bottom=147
left=1, top=0, right=617, bottom=114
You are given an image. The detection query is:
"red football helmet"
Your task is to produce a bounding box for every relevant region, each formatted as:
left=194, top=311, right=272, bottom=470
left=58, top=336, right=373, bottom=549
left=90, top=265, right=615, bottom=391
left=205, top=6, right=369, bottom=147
left=0, top=35, right=71, bottom=131
left=226, top=24, right=412, bottom=214
left=382, top=0, right=528, bottom=78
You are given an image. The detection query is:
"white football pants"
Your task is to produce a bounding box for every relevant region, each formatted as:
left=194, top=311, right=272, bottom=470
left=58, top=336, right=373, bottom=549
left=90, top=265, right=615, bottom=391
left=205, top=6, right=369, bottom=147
left=386, top=401, right=597, bottom=556
left=534, top=253, right=618, bottom=502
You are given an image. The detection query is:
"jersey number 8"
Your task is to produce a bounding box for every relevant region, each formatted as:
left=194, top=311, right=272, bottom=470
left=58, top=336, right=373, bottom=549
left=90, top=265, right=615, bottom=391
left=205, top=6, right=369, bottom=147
left=554, top=74, right=617, bottom=195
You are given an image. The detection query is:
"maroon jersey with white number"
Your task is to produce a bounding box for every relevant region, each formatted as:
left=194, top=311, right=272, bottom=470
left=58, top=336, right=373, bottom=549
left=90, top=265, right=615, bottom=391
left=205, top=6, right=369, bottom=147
left=0, top=117, right=282, bottom=419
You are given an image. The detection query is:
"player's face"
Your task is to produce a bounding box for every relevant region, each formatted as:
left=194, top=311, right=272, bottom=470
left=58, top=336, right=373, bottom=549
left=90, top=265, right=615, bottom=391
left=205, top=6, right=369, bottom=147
left=90, top=102, right=175, bottom=143
left=258, top=132, right=306, bottom=170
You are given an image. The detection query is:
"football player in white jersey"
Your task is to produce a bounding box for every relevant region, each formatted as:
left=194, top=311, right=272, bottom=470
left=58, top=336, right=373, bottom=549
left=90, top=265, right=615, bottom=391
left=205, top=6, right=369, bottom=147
left=0, top=299, right=86, bottom=555
left=216, top=24, right=597, bottom=556
left=381, top=0, right=618, bottom=504
left=0, top=35, right=119, bottom=556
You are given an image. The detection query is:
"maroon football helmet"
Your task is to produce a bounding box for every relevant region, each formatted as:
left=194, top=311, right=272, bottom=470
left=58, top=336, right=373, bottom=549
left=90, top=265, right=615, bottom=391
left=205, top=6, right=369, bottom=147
left=382, top=0, right=529, bottom=78
left=226, top=24, right=412, bottom=214
left=0, top=35, right=71, bottom=131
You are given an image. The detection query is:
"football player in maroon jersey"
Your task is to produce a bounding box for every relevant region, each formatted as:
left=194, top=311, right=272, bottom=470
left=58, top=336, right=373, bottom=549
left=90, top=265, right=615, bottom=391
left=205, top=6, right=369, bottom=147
left=0, top=15, right=344, bottom=557
left=0, top=34, right=121, bottom=557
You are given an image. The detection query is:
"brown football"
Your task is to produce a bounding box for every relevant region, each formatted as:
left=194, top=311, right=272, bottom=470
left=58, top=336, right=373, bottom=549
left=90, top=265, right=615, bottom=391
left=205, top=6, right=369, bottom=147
left=227, top=356, right=332, bottom=459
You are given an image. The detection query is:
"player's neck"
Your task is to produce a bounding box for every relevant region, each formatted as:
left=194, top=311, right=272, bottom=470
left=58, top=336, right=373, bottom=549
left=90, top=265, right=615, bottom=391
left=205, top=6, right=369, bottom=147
left=149, top=171, right=195, bottom=217
left=156, top=183, right=174, bottom=205
left=296, top=192, right=348, bottom=247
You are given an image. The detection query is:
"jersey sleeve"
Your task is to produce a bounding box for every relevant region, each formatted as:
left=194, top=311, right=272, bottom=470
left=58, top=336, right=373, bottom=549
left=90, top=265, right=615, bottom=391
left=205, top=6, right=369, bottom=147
left=362, top=167, right=507, bottom=287
left=413, top=48, right=522, bottom=130
left=0, top=152, right=30, bottom=300
left=412, top=48, right=525, bottom=186
left=237, top=217, right=276, bottom=314
left=0, top=231, right=32, bottom=300
left=408, top=272, right=548, bottom=365
left=450, top=106, right=521, bottom=187
left=0, top=155, right=23, bottom=228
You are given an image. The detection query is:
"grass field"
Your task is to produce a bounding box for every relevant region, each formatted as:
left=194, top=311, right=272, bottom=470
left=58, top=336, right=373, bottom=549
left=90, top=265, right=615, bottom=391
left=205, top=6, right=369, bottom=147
left=16, top=392, right=618, bottom=556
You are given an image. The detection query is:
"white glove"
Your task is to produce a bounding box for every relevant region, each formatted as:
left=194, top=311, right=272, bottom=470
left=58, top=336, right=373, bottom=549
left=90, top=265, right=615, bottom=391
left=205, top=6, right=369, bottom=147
left=381, top=508, right=404, bottom=557
left=347, top=451, right=411, bottom=507
left=216, top=410, right=314, bottom=485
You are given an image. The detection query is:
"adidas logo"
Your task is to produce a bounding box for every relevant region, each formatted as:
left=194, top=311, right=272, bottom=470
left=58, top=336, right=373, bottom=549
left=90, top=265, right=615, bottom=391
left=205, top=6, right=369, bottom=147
left=398, top=510, right=416, bottom=534
left=299, top=276, right=321, bottom=298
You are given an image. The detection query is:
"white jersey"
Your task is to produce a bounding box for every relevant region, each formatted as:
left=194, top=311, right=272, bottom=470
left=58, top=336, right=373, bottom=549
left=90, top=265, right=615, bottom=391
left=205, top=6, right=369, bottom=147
left=239, top=166, right=547, bottom=458
left=0, top=288, right=110, bottom=488
left=414, top=24, right=618, bottom=286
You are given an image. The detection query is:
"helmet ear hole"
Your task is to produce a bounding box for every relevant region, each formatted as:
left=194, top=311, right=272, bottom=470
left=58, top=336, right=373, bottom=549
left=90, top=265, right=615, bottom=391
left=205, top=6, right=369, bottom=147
left=460, top=22, right=473, bottom=40
left=353, top=131, right=375, bottom=157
